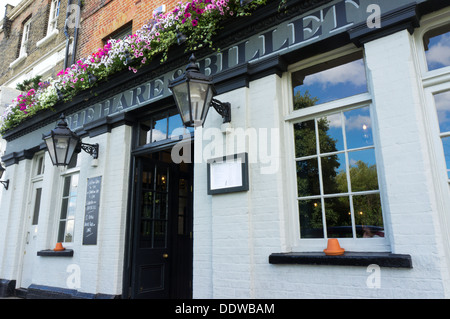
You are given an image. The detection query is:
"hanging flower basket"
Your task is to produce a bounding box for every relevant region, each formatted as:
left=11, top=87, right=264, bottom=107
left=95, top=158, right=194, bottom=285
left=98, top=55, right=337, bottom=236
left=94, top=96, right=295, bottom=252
left=0, top=0, right=268, bottom=135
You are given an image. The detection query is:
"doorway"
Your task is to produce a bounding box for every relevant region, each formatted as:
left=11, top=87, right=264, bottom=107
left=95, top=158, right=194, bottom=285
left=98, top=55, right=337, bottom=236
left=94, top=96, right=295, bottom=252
left=20, top=180, right=42, bottom=288
left=128, top=148, right=193, bottom=299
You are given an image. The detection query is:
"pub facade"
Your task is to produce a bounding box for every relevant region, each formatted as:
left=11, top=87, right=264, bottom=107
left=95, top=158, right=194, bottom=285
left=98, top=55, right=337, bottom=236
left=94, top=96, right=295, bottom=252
left=1, top=0, right=450, bottom=299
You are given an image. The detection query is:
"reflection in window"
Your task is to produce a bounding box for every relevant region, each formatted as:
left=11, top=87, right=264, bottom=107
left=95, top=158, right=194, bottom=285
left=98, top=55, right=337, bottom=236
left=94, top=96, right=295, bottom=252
left=139, top=109, right=193, bottom=146
left=292, top=52, right=367, bottom=107
left=294, top=104, right=383, bottom=239
left=58, top=173, right=78, bottom=243
left=424, top=25, right=450, bottom=71
left=433, top=91, right=450, bottom=180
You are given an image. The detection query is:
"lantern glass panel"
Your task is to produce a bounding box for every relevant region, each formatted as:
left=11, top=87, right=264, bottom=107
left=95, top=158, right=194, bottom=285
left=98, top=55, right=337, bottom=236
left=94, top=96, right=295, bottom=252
left=54, top=136, right=69, bottom=164
left=172, top=82, right=192, bottom=125
left=190, top=81, right=212, bottom=124
left=44, top=135, right=57, bottom=165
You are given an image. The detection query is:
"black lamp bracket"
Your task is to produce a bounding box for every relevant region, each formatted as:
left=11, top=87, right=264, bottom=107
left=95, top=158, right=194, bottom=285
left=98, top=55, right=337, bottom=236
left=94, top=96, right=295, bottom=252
left=211, top=99, right=231, bottom=124
left=80, top=143, right=99, bottom=159
left=1, top=180, right=9, bottom=190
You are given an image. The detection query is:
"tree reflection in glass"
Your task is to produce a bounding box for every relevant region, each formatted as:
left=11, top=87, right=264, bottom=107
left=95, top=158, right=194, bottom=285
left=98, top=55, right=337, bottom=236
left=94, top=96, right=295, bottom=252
left=294, top=92, right=384, bottom=239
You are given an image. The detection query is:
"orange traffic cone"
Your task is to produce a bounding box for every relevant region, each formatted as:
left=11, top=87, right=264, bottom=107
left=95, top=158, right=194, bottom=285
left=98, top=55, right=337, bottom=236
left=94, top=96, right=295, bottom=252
left=53, top=242, right=65, bottom=251
left=323, top=238, right=345, bottom=256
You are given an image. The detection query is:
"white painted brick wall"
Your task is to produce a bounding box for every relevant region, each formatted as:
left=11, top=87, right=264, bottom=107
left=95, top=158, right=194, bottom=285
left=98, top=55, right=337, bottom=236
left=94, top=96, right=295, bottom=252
left=193, top=29, right=450, bottom=299
left=0, top=125, right=132, bottom=296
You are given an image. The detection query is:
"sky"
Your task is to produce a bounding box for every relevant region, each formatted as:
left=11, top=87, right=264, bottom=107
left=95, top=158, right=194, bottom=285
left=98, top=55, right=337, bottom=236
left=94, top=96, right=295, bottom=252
left=426, top=32, right=450, bottom=71
left=0, top=0, right=22, bottom=19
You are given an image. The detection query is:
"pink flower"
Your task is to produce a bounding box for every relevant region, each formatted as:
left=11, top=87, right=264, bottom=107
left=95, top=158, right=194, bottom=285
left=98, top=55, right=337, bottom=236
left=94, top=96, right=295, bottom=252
left=192, top=19, right=198, bottom=27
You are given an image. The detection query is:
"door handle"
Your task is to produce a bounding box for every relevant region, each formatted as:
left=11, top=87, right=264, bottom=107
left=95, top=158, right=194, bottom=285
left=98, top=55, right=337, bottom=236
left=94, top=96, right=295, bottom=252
left=163, top=253, right=168, bottom=258
left=26, top=232, right=30, bottom=244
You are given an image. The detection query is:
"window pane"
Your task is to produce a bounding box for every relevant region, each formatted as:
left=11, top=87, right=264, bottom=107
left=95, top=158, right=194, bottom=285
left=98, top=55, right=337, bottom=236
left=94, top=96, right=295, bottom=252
left=294, top=120, right=316, bottom=158
left=60, top=198, right=68, bottom=219
left=154, top=192, right=168, bottom=220
left=71, top=174, right=79, bottom=193
left=434, top=91, right=450, bottom=133
left=67, top=197, right=77, bottom=218
left=348, top=148, right=379, bottom=192
left=60, top=174, right=78, bottom=243
left=297, top=158, right=320, bottom=197
left=58, top=221, right=66, bottom=242
left=63, top=176, right=71, bottom=197
left=32, top=188, right=42, bottom=225
left=318, top=113, right=344, bottom=152
left=325, top=196, right=352, bottom=238
left=156, top=167, right=168, bottom=192
left=292, top=54, right=367, bottom=106
left=65, top=219, right=74, bottom=242
left=353, top=194, right=384, bottom=238
left=322, top=153, right=347, bottom=194
left=151, top=115, right=168, bottom=143
left=168, top=113, right=185, bottom=139
left=37, top=157, right=44, bottom=175
left=344, top=106, right=373, bottom=149
left=299, top=200, right=324, bottom=238
left=441, top=136, right=450, bottom=179
left=153, top=221, right=167, bottom=248
left=424, top=25, right=450, bottom=71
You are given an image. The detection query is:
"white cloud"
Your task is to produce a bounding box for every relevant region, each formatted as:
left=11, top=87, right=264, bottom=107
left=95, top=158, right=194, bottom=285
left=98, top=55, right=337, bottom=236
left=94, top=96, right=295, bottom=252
left=435, top=91, right=450, bottom=112
left=426, top=33, right=450, bottom=68
left=345, top=115, right=371, bottom=131
left=434, top=91, right=450, bottom=130
left=304, top=59, right=367, bottom=88
left=325, top=113, right=371, bottom=132
left=150, top=129, right=166, bottom=142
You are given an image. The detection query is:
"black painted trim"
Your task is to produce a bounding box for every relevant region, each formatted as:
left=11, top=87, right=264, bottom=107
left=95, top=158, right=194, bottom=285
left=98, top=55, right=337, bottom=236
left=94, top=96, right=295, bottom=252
left=269, top=252, right=413, bottom=268
left=26, top=284, right=120, bottom=299
left=83, top=111, right=136, bottom=138
left=0, top=279, right=16, bottom=297
left=2, top=149, right=35, bottom=167
left=348, top=3, right=420, bottom=47
left=37, top=249, right=74, bottom=257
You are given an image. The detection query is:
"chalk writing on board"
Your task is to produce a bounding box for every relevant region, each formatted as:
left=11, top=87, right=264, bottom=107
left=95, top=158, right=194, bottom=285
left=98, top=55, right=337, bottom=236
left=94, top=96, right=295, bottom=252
left=83, top=176, right=102, bottom=245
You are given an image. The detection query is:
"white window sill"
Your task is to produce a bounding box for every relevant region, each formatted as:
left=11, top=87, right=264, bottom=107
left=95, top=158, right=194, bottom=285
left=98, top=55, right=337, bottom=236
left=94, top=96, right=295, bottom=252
left=36, top=29, right=59, bottom=48
left=9, top=54, right=27, bottom=69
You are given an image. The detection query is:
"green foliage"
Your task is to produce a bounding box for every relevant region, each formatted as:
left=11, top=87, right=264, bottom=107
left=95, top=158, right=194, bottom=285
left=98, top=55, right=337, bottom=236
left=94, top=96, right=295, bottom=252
left=16, top=76, right=42, bottom=92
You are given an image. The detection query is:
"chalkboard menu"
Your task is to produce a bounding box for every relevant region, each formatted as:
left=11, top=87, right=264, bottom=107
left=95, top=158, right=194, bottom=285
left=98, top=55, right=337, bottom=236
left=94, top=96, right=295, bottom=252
left=83, top=176, right=102, bottom=245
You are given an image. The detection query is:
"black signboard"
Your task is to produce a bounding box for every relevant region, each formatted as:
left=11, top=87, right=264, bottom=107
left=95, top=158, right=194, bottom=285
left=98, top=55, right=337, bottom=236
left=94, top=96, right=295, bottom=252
left=83, top=176, right=102, bottom=245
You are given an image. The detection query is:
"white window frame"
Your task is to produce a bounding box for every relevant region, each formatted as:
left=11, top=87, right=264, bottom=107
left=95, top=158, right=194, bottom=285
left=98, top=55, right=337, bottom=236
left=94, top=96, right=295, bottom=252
left=282, top=45, right=390, bottom=253
left=19, top=19, right=32, bottom=58
left=31, top=153, right=45, bottom=182
left=56, top=164, right=80, bottom=245
left=47, top=0, right=60, bottom=34
left=413, top=8, right=450, bottom=257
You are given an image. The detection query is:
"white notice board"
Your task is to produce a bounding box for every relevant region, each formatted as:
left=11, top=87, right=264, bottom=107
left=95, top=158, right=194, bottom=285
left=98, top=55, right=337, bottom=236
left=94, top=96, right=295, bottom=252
left=207, top=153, right=249, bottom=195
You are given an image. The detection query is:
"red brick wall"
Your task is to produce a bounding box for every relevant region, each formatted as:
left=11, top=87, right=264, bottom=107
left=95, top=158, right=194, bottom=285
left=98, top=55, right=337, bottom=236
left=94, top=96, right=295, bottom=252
left=76, top=0, right=181, bottom=61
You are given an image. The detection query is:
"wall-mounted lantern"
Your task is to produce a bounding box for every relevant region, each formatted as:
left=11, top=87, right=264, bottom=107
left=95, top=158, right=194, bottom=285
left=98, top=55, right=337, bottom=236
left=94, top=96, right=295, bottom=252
left=169, top=54, right=231, bottom=127
left=42, top=114, right=99, bottom=167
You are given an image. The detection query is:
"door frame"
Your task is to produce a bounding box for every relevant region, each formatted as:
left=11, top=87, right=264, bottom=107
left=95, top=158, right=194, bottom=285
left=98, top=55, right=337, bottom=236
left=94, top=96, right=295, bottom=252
left=122, top=139, right=193, bottom=299
left=19, top=179, right=43, bottom=289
